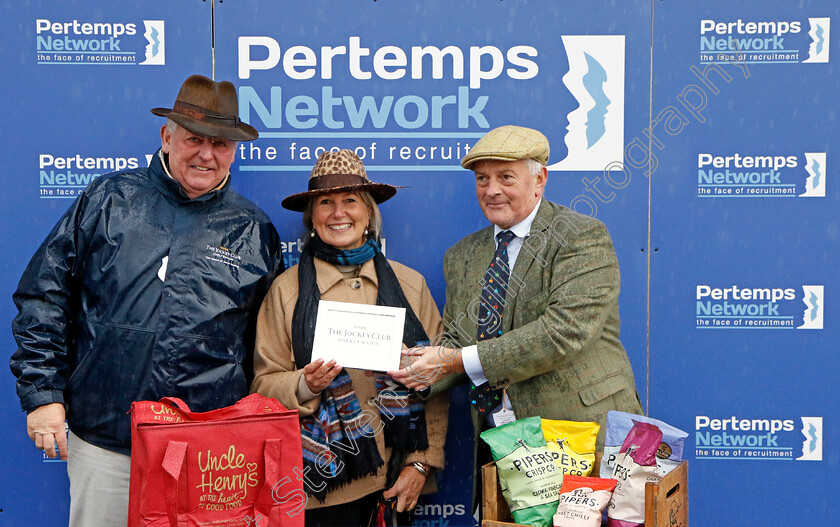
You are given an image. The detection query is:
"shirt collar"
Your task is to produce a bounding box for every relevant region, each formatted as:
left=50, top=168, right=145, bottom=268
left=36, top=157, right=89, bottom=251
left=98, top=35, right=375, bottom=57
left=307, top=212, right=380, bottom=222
left=493, top=198, right=542, bottom=241
left=314, top=256, right=379, bottom=294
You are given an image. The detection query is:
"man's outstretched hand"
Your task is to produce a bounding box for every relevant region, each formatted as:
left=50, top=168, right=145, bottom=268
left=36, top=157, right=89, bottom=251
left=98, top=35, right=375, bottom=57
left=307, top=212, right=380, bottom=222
left=388, top=345, right=463, bottom=390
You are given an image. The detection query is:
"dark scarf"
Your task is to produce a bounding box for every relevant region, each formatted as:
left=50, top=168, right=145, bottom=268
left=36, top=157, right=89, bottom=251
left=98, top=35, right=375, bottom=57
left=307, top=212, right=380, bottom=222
left=292, top=236, right=429, bottom=501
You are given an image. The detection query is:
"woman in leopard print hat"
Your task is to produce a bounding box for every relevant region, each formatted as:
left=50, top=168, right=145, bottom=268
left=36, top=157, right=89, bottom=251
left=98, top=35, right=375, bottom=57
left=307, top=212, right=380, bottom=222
left=252, top=149, right=449, bottom=527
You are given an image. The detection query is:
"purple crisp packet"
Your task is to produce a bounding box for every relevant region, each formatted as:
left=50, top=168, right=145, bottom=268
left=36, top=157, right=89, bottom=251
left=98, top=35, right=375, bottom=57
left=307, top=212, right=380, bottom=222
left=607, top=421, right=663, bottom=527
left=620, top=421, right=661, bottom=466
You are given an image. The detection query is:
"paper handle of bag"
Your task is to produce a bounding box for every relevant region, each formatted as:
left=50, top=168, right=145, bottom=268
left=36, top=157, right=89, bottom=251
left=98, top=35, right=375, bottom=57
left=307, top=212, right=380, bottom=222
left=158, top=397, right=193, bottom=414
left=254, top=438, right=284, bottom=522
left=162, top=440, right=188, bottom=527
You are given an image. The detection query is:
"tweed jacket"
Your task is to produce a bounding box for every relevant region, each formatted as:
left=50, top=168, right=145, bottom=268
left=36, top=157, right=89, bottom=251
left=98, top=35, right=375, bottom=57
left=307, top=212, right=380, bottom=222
left=252, top=257, right=448, bottom=509
left=440, top=199, right=641, bottom=446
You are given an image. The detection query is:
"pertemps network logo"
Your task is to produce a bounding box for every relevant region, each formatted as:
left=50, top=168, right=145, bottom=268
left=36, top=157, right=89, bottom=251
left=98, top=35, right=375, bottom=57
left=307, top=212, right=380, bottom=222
left=800, top=153, right=826, bottom=197
left=696, top=284, right=825, bottom=330
left=700, top=17, right=830, bottom=65
left=35, top=18, right=164, bottom=66
left=548, top=36, right=625, bottom=172
left=797, top=417, right=823, bottom=461
left=803, top=18, right=830, bottom=63
left=695, top=415, right=823, bottom=461
left=696, top=152, right=826, bottom=198
left=797, top=285, right=823, bottom=330
left=140, top=20, right=165, bottom=66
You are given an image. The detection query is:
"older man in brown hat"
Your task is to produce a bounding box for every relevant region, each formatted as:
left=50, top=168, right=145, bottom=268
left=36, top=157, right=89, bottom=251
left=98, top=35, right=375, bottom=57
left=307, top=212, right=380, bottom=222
left=10, top=75, right=283, bottom=527
left=391, top=125, right=642, bottom=510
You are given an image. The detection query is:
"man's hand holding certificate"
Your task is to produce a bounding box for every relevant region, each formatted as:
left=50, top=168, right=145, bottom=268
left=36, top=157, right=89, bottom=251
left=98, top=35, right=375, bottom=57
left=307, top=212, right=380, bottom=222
left=311, top=300, right=406, bottom=371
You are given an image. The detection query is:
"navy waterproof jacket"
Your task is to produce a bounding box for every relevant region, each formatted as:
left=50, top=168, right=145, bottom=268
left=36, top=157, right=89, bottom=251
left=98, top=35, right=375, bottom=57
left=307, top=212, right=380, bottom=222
left=10, top=150, right=284, bottom=454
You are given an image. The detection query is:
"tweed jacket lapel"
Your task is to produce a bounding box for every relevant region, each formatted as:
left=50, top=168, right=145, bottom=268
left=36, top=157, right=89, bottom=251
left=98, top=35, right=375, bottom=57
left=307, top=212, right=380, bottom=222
left=502, top=200, right=551, bottom=332
left=471, top=228, right=497, bottom=277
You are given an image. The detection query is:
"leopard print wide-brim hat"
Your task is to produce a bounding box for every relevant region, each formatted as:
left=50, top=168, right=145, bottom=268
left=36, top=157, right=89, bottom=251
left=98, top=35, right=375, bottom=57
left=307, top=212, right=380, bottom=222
left=281, top=149, right=398, bottom=212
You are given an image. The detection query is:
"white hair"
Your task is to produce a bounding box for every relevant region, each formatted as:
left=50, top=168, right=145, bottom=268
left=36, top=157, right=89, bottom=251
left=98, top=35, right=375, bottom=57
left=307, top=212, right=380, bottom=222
left=524, top=158, right=544, bottom=177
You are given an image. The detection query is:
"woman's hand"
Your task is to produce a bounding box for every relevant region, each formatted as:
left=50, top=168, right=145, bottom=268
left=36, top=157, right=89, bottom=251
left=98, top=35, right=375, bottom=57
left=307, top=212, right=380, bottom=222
left=302, top=358, right=342, bottom=393
left=382, top=465, right=427, bottom=513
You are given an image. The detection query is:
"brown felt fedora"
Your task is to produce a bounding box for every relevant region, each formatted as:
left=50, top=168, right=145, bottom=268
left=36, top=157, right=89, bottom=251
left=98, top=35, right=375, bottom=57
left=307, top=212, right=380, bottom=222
left=281, top=150, right=398, bottom=212
left=151, top=75, right=258, bottom=141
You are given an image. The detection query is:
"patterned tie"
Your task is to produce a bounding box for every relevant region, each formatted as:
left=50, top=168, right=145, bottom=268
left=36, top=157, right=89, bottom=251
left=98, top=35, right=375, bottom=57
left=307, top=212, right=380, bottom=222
left=470, top=230, right=516, bottom=414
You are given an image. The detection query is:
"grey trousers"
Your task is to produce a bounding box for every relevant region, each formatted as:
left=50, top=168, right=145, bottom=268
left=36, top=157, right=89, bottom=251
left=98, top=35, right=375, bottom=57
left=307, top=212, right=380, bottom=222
left=67, top=431, right=131, bottom=527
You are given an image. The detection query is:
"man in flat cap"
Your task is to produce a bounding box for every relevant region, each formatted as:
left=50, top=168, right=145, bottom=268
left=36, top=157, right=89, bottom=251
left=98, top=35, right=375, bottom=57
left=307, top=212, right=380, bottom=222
left=10, top=75, right=284, bottom=526
left=391, top=125, right=642, bottom=506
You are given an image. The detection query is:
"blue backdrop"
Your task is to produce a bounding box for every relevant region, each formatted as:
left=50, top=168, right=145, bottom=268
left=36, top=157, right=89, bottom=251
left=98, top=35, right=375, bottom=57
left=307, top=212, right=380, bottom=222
left=0, top=1, right=836, bottom=525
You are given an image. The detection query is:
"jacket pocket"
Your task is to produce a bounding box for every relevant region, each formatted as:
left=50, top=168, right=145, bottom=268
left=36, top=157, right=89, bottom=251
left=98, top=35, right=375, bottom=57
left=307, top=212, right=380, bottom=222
left=178, top=331, right=243, bottom=363
left=518, top=288, right=550, bottom=320
left=578, top=373, right=630, bottom=406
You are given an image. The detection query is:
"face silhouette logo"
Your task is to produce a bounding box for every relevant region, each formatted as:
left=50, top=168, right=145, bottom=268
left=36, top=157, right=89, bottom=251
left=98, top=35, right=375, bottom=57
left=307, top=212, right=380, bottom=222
left=796, top=417, right=822, bottom=461
left=803, top=18, right=830, bottom=64
left=800, top=152, right=826, bottom=197
left=140, top=20, right=165, bottom=66
left=797, top=285, right=823, bottom=329
left=548, top=35, right=625, bottom=172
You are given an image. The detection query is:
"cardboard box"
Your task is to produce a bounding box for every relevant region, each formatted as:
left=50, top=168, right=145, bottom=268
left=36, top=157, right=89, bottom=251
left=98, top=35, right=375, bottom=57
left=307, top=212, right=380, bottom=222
left=481, top=454, right=688, bottom=527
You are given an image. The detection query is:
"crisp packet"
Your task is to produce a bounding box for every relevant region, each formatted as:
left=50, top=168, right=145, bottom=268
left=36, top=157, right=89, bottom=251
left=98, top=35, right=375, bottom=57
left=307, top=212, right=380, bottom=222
left=600, top=410, right=688, bottom=479
left=481, top=416, right=564, bottom=527
left=553, top=475, right=616, bottom=527
left=607, top=421, right=663, bottom=527
left=541, top=419, right=599, bottom=479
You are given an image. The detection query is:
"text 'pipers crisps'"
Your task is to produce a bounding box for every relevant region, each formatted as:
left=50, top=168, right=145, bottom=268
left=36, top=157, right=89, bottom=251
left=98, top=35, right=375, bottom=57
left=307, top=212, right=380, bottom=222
left=481, top=416, right=564, bottom=527
left=607, top=421, right=663, bottom=527
left=541, top=419, right=599, bottom=480
left=553, top=475, right=617, bottom=527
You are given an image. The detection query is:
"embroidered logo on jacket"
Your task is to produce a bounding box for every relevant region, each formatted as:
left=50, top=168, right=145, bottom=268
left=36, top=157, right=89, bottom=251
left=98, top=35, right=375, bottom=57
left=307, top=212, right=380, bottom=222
left=205, top=245, right=242, bottom=269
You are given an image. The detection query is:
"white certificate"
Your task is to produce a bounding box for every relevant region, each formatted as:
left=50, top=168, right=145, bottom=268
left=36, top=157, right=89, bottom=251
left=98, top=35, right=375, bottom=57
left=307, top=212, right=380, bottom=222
left=311, top=300, right=406, bottom=371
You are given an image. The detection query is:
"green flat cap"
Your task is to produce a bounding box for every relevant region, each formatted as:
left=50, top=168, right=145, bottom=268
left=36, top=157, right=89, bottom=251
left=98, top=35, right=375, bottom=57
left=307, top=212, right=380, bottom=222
left=461, top=125, right=550, bottom=169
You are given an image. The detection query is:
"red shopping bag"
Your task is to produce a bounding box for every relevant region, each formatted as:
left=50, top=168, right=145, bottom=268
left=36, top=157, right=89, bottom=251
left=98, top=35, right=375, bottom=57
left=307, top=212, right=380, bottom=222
left=129, top=394, right=305, bottom=527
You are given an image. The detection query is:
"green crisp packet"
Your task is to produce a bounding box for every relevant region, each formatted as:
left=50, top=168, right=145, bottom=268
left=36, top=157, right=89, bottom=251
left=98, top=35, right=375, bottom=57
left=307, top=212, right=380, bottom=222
left=481, top=416, right=564, bottom=527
